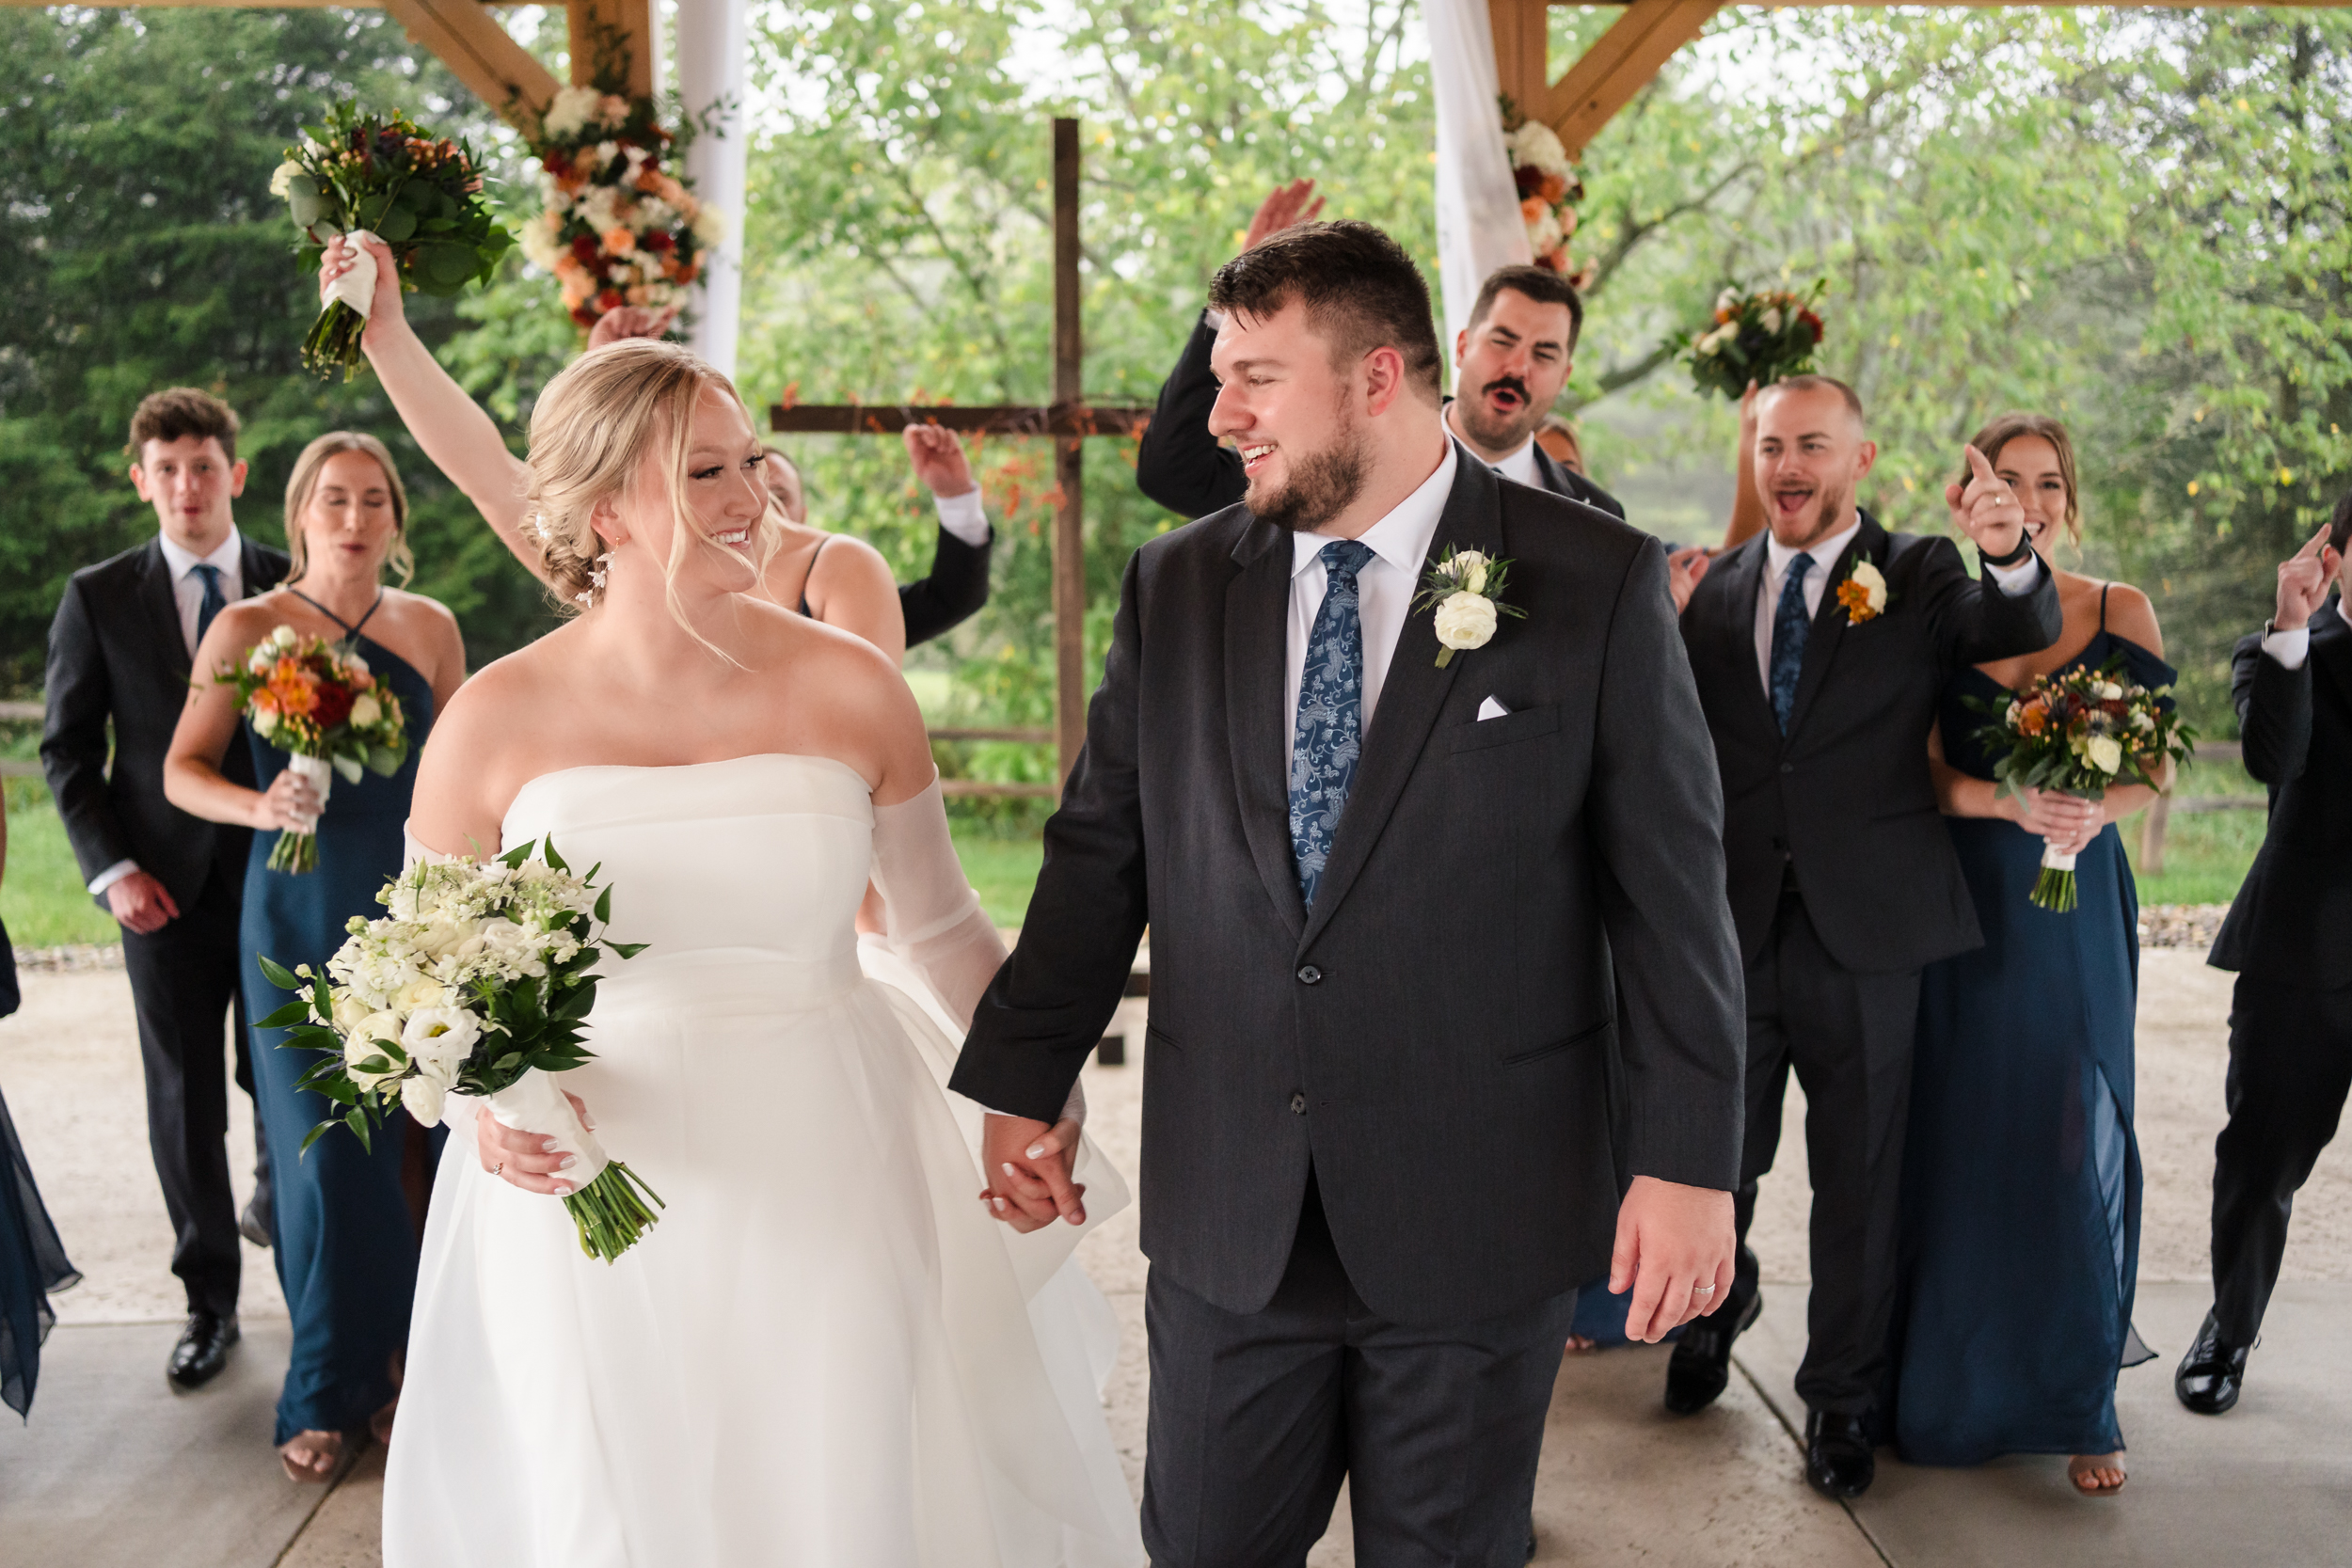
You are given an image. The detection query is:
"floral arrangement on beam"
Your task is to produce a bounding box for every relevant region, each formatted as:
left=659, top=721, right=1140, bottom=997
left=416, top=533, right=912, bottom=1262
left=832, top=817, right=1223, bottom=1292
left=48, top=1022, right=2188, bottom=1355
left=519, top=85, right=725, bottom=331
left=1500, top=96, right=1592, bottom=287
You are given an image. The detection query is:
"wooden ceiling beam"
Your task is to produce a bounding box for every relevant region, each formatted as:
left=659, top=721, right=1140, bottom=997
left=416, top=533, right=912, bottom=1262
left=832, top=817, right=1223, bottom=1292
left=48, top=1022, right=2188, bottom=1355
left=1544, top=0, right=1724, bottom=159
left=566, top=0, right=653, bottom=98
left=379, top=0, right=558, bottom=132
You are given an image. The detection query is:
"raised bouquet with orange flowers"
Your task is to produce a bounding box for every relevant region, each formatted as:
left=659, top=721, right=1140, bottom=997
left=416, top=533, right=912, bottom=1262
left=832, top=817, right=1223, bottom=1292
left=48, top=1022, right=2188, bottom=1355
left=1680, top=281, right=1827, bottom=401
left=275, top=104, right=512, bottom=378
left=1500, top=99, right=1589, bottom=283
left=518, top=85, right=722, bottom=330
left=1969, top=658, right=2195, bottom=911
left=218, top=626, right=410, bottom=874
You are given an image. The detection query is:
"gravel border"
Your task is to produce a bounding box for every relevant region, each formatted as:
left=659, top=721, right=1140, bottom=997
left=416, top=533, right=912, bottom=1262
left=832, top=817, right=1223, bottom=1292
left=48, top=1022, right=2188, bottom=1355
left=2137, top=904, right=2232, bottom=952
left=11, top=942, right=125, bottom=974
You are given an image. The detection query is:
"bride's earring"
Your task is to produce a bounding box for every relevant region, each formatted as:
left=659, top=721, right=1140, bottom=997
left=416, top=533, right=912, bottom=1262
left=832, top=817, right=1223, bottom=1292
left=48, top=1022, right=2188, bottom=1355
left=578, top=545, right=617, bottom=608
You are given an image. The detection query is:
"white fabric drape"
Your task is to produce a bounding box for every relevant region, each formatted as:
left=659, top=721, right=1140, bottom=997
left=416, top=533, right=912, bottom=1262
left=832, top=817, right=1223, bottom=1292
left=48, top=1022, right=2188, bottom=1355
left=1428, top=0, right=1534, bottom=360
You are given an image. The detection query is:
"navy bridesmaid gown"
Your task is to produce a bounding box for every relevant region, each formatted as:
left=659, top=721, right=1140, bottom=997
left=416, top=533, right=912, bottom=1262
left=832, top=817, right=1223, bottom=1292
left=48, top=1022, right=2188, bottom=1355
left=240, top=619, right=445, bottom=1445
left=2, top=925, right=81, bottom=1419
left=1892, top=603, right=2164, bottom=1465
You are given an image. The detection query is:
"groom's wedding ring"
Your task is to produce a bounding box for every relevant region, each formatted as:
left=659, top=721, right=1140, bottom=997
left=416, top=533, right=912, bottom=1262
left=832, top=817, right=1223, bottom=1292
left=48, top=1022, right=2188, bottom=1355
left=1692, top=1283, right=1717, bottom=1296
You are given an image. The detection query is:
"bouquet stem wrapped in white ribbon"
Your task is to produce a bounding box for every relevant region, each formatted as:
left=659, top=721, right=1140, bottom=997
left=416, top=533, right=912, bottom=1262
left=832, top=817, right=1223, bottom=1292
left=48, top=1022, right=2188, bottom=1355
left=259, top=835, right=662, bottom=1261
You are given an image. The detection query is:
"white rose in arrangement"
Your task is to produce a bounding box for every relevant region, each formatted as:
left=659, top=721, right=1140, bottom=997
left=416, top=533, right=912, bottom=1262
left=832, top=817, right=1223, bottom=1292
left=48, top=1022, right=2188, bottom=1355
left=1523, top=207, right=1564, bottom=258
left=1848, top=560, right=1889, bottom=615
left=344, top=1012, right=405, bottom=1087
left=2095, top=682, right=2124, bottom=701
left=1506, top=120, right=1572, bottom=176
left=2133, top=709, right=2156, bottom=732
left=270, top=626, right=297, bottom=650
left=270, top=160, right=304, bottom=198
left=251, top=708, right=280, bottom=738
left=343, top=652, right=370, bottom=678
left=1761, top=307, right=1783, bottom=335
left=540, top=84, right=600, bottom=140
left=1716, top=287, right=1740, bottom=315
left=1433, top=591, right=1500, bottom=654
left=401, top=1056, right=458, bottom=1129
left=395, top=976, right=453, bottom=1013
left=350, top=692, right=382, bottom=729
left=402, top=1006, right=482, bottom=1061
left=2086, top=735, right=2124, bottom=775
left=691, top=202, right=727, bottom=246
left=331, top=991, right=373, bottom=1036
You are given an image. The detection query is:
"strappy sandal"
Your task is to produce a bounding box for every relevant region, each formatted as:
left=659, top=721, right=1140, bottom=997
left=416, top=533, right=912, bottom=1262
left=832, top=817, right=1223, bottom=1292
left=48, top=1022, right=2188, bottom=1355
left=278, top=1428, right=343, bottom=1483
left=2068, top=1453, right=2127, bottom=1496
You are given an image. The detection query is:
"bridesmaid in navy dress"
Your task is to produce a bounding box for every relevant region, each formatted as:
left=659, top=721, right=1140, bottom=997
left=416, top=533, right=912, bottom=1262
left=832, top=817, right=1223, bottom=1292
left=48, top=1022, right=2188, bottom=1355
left=1892, top=414, right=2168, bottom=1497
left=164, top=433, right=466, bottom=1482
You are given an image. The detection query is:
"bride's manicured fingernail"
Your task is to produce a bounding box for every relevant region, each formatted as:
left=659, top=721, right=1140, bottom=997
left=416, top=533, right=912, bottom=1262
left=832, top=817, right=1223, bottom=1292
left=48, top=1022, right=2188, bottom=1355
left=583, top=1113, right=597, bottom=1130
left=541, top=1137, right=560, bottom=1153
left=558, top=1155, right=579, bottom=1171
left=1069, top=1209, right=1086, bottom=1225
left=993, top=1197, right=1009, bottom=1212
left=1025, top=1145, right=1045, bottom=1159
left=551, top=1182, right=572, bottom=1196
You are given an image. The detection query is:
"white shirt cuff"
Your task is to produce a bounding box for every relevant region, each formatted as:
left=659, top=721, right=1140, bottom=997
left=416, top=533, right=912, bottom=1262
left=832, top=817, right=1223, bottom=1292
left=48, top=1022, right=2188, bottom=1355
left=87, top=859, right=140, bottom=897
left=1984, top=552, right=2044, bottom=595
left=2262, top=625, right=2311, bottom=670
left=933, top=487, right=991, bottom=547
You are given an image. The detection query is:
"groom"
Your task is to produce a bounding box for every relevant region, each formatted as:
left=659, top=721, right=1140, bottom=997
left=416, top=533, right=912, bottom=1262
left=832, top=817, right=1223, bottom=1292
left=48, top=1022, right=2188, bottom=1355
left=951, top=222, right=1745, bottom=1563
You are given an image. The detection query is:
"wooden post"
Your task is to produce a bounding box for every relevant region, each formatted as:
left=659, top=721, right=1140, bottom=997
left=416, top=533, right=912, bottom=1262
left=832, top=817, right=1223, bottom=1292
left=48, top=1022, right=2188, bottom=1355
left=1488, top=0, right=1553, bottom=124
left=567, top=0, right=654, bottom=98
left=1052, top=117, right=1087, bottom=784
left=2139, top=792, right=2171, bottom=876
left=1544, top=0, right=1724, bottom=158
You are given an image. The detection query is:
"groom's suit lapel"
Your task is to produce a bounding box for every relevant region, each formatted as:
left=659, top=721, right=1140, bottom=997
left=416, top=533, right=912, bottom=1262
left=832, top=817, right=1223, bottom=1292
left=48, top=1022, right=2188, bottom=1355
left=1298, top=455, right=1495, bottom=950
left=1226, top=516, right=1308, bottom=942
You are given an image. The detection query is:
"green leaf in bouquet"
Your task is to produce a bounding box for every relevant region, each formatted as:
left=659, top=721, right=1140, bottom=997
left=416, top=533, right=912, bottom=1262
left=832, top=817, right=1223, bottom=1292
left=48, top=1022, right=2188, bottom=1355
left=367, top=745, right=404, bottom=776
left=352, top=1054, right=396, bottom=1078
left=498, top=843, right=532, bottom=869
left=312, top=973, right=335, bottom=1018
left=259, top=954, right=303, bottom=991
left=256, top=998, right=314, bottom=1029
left=332, top=753, right=364, bottom=785
left=493, top=1053, right=522, bottom=1073
left=541, top=838, right=570, bottom=873
left=344, top=1107, right=374, bottom=1153
left=610, top=942, right=649, bottom=959
left=421, top=243, right=477, bottom=289
left=286, top=175, right=325, bottom=228
left=300, top=1123, right=333, bottom=1156
left=420, top=217, right=457, bottom=235
left=288, top=1025, right=341, bottom=1050
left=394, top=180, right=434, bottom=212
left=550, top=984, right=597, bottom=1022
left=594, top=887, right=612, bottom=924
left=374, top=206, right=417, bottom=245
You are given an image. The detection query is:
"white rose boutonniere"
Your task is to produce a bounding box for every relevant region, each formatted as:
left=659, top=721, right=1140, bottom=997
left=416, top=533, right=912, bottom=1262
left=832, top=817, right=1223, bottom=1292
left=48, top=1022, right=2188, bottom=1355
left=1414, top=546, right=1528, bottom=667
left=1834, top=559, right=1890, bottom=624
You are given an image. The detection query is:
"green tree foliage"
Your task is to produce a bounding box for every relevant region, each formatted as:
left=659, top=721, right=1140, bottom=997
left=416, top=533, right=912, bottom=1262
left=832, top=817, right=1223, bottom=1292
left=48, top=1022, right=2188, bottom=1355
left=0, top=7, right=558, bottom=695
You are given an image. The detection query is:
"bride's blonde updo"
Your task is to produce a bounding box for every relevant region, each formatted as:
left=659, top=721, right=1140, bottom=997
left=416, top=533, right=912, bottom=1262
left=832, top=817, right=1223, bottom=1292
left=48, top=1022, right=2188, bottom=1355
left=524, top=339, right=780, bottom=638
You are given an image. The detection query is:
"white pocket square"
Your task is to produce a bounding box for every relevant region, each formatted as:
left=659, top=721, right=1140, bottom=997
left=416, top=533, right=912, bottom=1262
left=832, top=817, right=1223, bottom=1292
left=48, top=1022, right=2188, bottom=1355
left=1477, top=696, right=1510, bottom=721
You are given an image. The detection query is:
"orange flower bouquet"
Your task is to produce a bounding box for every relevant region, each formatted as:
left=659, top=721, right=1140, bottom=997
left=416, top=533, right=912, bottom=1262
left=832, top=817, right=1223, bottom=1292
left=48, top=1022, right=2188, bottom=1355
left=218, top=626, right=410, bottom=874
left=1969, top=658, right=2194, bottom=911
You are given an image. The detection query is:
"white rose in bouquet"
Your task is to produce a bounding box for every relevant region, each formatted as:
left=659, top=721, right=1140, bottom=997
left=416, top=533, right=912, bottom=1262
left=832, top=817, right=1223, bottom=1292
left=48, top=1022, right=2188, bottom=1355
left=2086, top=735, right=2124, bottom=775
left=345, top=1012, right=405, bottom=1088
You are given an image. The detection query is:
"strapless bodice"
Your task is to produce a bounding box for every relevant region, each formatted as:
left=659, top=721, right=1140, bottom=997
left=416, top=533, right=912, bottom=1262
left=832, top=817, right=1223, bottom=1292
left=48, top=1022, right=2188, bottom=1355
left=500, top=753, right=876, bottom=1011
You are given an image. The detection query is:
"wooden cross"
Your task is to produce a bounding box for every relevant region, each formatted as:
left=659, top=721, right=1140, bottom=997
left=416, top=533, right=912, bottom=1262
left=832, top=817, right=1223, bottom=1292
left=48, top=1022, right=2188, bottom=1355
left=766, top=118, right=1151, bottom=799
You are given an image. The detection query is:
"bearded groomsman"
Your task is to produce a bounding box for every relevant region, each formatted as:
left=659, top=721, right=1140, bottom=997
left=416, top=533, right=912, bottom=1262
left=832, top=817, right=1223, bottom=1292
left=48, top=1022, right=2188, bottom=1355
left=1664, top=376, right=2061, bottom=1498
left=2179, top=490, right=2352, bottom=1417
left=41, top=388, right=288, bottom=1389
left=1137, top=179, right=1624, bottom=524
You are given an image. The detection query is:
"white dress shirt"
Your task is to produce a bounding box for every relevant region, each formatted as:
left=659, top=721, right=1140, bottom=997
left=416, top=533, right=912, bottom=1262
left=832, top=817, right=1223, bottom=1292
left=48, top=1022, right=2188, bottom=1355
left=88, top=528, right=246, bottom=898
left=2261, top=624, right=2311, bottom=670
left=159, top=526, right=246, bottom=662
left=1748, top=515, right=2043, bottom=692
left=931, top=487, right=993, bottom=547
left=1284, top=441, right=1458, bottom=744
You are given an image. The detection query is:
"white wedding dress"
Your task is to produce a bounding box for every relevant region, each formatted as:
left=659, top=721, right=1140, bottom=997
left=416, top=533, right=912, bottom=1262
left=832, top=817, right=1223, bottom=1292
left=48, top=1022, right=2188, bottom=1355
left=382, top=754, right=1143, bottom=1567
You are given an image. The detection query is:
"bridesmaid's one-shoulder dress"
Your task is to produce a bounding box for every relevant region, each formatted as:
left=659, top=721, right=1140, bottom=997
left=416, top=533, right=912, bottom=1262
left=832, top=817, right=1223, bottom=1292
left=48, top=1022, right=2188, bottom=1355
left=1892, top=592, right=2166, bottom=1464
left=239, top=615, right=444, bottom=1446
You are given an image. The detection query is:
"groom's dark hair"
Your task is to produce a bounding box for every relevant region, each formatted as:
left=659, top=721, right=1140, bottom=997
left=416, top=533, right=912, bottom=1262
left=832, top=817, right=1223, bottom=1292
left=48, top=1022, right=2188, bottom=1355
left=1210, top=220, right=1443, bottom=399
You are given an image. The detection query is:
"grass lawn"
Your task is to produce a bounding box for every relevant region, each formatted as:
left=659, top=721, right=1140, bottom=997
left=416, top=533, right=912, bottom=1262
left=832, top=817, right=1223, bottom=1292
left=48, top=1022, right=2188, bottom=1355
left=950, top=827, right=1044, bottom=928
left=3, top=781, right=119, bottom=948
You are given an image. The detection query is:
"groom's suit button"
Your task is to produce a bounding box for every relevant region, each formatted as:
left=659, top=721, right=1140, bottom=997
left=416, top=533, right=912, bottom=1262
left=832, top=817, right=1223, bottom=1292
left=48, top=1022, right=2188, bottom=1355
left=1296, top=965, right=1322, bottom=985
left=1290, top=1093, right=1308, bottom=1115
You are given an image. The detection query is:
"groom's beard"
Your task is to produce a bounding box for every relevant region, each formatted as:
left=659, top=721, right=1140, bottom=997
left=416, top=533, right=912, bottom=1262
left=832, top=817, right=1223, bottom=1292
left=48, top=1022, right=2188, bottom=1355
left=1246, top=415, right=1372, bottom=535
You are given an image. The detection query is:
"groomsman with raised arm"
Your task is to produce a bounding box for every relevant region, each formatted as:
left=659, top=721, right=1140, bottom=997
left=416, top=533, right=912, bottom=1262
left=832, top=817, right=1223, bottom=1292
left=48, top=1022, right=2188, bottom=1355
left=1136, top=179, right=1627, bottom=525
left=1664, top=376, right=2061, bottom=1498
left=2179, top=491, right=2352, bottom=1417
left=40, top=388, right=287, bottom=1389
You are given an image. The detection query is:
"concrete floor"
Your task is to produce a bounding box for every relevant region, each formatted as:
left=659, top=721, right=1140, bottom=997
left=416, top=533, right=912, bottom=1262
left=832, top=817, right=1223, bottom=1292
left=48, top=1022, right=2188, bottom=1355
left=3, top=953, right=2348, bottom=1565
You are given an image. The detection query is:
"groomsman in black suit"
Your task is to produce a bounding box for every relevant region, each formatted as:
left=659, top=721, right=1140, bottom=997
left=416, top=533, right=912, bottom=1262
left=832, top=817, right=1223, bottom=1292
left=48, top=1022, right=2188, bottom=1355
left=1137, top=179, right=1626, bottom=525
left=40, top=388, right=288, bottom=1389
left=1665, top=377, right=2061, bottom=1497
left=2179, top=492, right=2352, bottom=1416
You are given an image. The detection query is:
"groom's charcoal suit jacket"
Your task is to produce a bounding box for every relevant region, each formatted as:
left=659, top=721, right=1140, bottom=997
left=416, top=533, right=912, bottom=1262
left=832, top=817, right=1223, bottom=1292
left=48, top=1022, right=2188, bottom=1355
left=2210, top=597, right=2352, bottom=987
left=951, top=457, right=1746, bottom=1328
left=1678, top=513, right=2062, bottom=974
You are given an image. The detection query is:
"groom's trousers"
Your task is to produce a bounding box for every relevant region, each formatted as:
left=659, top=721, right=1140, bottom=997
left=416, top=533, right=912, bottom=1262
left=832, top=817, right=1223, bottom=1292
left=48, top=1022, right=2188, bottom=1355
left=1141, top=1172, right=1575, bottom=1568
left=1715, top=884, right=1921, bottom=1421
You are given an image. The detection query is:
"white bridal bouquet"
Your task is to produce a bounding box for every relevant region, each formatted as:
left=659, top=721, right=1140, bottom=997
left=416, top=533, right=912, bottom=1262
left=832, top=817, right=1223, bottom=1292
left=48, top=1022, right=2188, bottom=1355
left=258, top=837, right=663, bottom=1260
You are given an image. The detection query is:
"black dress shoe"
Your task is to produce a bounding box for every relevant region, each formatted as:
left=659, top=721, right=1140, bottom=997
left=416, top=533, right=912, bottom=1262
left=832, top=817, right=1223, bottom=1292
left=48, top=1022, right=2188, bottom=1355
left=2175, top=1309, right=2251, bottom=1415
left=1804, top=1409, right=1875, bottom=1498
left=167, top=1310, right=240, bottom=1389
left=1662, top=1288, right=1761, bottom=1415
left=239, top=1195, right=273, bottom=1249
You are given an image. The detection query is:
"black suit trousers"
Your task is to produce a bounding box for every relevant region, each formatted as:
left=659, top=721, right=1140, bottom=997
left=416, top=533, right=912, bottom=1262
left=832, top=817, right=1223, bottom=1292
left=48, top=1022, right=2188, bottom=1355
left=1141, top=1173, right=1574, bottom=1568
left=1710, top=887, right=1920, bottom=1418
left=2211, top=974, right=2352, bottom=1342
left=120, top=866, right=253, bottom=1316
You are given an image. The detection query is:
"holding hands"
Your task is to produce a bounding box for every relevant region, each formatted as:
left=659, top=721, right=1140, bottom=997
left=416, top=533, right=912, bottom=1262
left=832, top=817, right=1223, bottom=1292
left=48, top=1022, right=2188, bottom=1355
left=978, top=1112, right=1089, bottom=1233
left=2275, top=525, right=2341, bottom=631
left=1946, top=443, right=2033, bottom=562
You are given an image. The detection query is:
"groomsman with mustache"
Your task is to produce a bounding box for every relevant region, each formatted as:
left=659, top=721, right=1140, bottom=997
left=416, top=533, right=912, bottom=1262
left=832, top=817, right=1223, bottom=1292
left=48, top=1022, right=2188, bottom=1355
left=1665, top=376, right=2062, bottom=1498
left=1137, top=179, right=1625, bottom=524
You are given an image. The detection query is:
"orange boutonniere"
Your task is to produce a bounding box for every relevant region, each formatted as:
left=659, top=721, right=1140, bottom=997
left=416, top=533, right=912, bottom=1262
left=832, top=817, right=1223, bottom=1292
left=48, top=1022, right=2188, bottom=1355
left=1835, top=560, right=1889, bottom=624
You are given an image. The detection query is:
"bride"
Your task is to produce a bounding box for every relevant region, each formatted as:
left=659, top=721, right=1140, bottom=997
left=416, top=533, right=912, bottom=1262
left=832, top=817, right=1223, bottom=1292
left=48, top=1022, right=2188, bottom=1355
left=385, top=339, right=1141, bottom=1566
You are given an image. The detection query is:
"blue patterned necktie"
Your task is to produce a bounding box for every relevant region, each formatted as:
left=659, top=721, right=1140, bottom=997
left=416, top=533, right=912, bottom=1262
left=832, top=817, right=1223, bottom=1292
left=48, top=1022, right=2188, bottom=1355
left=1290, top=539, right=1375, bottom=910
left=1768, top=551, right=1815, bottom=734
left=190, top=562, right=228, bottom=654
